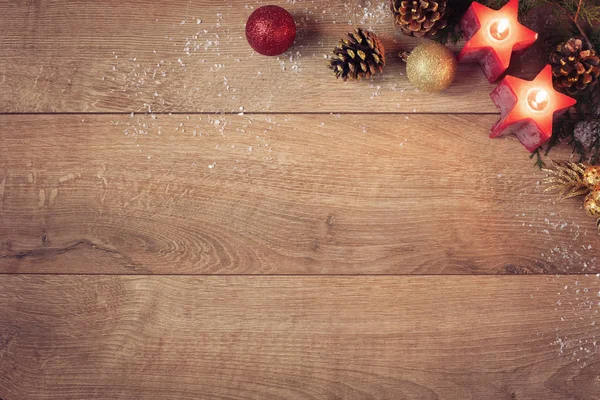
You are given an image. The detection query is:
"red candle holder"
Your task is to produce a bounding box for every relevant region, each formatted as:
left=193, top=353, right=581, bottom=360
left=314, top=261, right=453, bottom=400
left=490, top=65, right=577, bottom=152
left=458, top=0, right=538, bottom=83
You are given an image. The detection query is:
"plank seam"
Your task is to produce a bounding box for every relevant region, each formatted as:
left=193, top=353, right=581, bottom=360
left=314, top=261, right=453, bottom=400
left=0, top=273, right=584, bottom=277
left=0, top=112, right=501, bottom=116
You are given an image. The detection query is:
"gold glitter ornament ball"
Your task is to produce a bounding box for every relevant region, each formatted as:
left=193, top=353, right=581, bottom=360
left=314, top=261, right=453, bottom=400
left=404, top=42, right=457, bottom=93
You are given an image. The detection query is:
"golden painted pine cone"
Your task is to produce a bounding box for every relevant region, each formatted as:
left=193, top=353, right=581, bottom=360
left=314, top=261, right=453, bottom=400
left=329, top=28, right=385, bottom=81
left=583, top=187, right=600, bottom=233
left=584, top=187, right=600, bottom=217
left=391, top=0, right=447, bottom=38
left=550, top=38, right=600, bottom=93
left=583, top=165, right=600, bottom=188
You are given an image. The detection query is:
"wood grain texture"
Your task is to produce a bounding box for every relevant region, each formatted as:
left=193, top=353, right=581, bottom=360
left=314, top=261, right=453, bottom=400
left=1, top=275, right=599, bottom=400
left=1, top=114, right=597, bottom=275
left=0, top=0, right=508, bottom=113
left=3, top=2, right=596, bottom=399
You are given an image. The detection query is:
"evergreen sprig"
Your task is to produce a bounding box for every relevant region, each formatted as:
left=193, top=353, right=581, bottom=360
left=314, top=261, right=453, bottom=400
left=432, top=0, right=473, bottom=44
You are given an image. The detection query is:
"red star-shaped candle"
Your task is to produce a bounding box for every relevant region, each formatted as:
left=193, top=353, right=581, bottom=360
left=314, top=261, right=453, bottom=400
left=490, top=65, right=576, bottom=152
left=458, top=0, right=538, bottom=83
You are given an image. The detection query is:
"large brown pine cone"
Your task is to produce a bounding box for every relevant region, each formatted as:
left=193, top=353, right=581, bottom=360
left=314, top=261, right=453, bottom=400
left=391, top=0, right=447, bottom=38
left=550, top=38, right=600, bottom=94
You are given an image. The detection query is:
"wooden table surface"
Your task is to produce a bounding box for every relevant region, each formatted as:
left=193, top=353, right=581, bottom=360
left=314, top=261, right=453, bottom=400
left=1, top=1, right=600, bottom=399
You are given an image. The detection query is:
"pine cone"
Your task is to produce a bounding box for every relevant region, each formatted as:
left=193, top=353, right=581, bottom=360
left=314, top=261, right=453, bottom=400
left=574, top=120, right=600, bottom=152
left=550, top=38, right=600, bottom=94
left=329, top=28, right=385, bottom=81
left=391, top=0, right=447, bottom=38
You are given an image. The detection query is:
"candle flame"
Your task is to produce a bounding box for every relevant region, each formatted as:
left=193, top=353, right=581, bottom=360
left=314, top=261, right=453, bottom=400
left=489, top=19, right=511, bottom=41
left=497, top=19, right=509, bottom=34
left=527, top=89, right=549, bottom=111
left=535, top=90, right=548, bottom=105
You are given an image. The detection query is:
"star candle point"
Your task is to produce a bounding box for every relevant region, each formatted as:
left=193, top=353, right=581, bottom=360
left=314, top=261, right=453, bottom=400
left=490, top=65, right=577, bottom=152
left=458, top=0, right=538, bottom=82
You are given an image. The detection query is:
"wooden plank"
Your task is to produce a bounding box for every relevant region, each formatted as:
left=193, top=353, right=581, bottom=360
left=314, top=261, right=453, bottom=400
left=0, top=275, right=599, bottom=399
left=0, top=0, right=502, bottom=113
left=1, top=114, right=598, bottom=275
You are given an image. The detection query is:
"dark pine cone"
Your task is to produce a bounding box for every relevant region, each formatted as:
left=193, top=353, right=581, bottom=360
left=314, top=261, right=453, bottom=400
left=550, top=38, right=600, bottom=94
left=574, top=120, right=600, bottom=153
left=391, top=0, right=447, bottom=38
left=329, top=28, right=385, bottom=81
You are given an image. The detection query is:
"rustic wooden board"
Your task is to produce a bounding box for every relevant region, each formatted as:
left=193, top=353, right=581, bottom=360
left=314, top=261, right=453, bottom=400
left=3, top=1, right=597, bottom=398
left=0, top=0, right=504, bottom=113
left=1, top=275, right=599, bottom=400
left=1, top=114, right=597, bottom=275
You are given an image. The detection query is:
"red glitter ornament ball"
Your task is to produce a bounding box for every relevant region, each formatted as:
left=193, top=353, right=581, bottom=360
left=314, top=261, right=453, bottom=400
left=245, top=5, right=296, bottom=56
